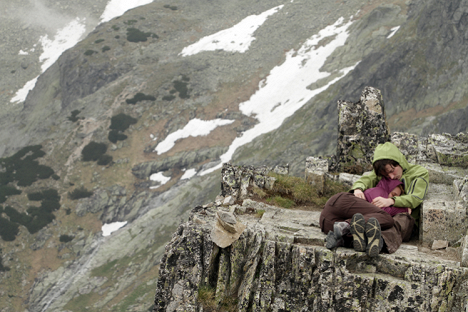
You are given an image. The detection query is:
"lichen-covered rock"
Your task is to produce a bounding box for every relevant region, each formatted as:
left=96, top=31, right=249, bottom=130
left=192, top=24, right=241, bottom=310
left=391, top=132, right=420, bottom=164
left=153, top=201, right=468, bottom=311
left=334, top=86, right=391, bottom=174
left=461, top=234, right=468, bottom=268
left=220, top=163, right=287, bottom=201
left=305, top=156, right=328, bottom=193
left=430, top=133, right=468, bottom=168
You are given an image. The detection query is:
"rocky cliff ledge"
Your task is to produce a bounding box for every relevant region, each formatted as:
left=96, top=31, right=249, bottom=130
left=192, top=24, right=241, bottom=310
left=152, top=88, right=468, bottom=311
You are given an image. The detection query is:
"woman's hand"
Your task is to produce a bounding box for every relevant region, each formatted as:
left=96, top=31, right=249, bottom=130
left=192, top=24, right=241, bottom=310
left=353, top=189, right=365, bottom=199
left=371, top=196, right=394, bottom=208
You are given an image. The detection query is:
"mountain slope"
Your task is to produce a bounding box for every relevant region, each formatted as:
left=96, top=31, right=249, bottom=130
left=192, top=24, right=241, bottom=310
left=0, top=0, right=467, bottom=311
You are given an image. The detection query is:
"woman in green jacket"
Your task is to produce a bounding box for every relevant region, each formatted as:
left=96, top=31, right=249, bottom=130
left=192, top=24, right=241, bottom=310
left=320, top=142, right=429, bottom=256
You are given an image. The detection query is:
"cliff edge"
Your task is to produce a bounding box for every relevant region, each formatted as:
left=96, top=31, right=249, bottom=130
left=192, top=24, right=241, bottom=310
left=152, top=87, right=468, bottom=311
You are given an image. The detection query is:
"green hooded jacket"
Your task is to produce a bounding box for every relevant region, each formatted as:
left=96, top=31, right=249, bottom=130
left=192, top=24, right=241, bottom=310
left=351, top=142, right=429, bottom=210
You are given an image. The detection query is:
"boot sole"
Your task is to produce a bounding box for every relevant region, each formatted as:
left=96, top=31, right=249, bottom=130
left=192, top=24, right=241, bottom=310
left=366, top=218, right=381, bottom=257
left=350, top=213, right=366, bottom=252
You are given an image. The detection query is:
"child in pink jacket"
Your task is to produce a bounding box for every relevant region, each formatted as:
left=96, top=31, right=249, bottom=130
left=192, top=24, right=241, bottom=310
left=364, top=177, right=411, bottom=216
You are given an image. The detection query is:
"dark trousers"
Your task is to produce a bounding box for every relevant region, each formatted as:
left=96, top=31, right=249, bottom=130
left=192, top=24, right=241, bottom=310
left=319, top=192, right=414, bottom=253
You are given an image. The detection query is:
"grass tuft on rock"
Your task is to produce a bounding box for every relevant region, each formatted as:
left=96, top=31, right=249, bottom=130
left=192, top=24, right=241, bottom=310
left=253, top=173, right=348, bottom=209
left=267, top=195, right=295, bottom=208
left=197, top=286, right=217, bottom=312
left=28, top=189, right=59, bottom=201
left=84, top=50, right=97, bottom=56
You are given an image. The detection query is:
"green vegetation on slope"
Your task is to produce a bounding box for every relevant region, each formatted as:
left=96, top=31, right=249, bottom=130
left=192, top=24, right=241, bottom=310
left=255, top=173, right=348, bottom=209
left=126, top=93, right=156, bottom=104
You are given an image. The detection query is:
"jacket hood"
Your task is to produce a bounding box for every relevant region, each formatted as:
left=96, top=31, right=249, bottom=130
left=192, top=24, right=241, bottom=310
left=372, top=142, right=409, bottom=170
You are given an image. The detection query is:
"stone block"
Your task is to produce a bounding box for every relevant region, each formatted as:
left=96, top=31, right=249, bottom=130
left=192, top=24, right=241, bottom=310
left=305, top=156, right=328, bottom=193
left=454, top=176, right=468, bottom=203
left=420, top=200, right=467, bottom=246
left=432, top=240, right=449, bottom=250
left=391, top=132, right=419, bottom=164
left=338, top=172, right=362, bottom=188
left=430, top=133, right=468, bottom=168
left=461, top=235, right=468, bottom=267
left=424, top=162, right=464, bottom=185
left=272, top=164, right=289, bottom=175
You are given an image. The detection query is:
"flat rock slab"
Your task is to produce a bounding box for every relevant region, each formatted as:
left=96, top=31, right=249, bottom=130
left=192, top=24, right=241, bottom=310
left=235, top=199, right=463, bottom=266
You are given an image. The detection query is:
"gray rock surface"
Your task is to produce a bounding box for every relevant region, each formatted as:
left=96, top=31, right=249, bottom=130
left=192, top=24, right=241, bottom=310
left=333, top=86, right=390, bottom=174
left=153, top=198, right=468, bottom=311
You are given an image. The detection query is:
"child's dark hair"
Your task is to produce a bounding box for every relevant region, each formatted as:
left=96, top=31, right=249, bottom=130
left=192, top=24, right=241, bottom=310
left=373, top=159, right=400, bottom=177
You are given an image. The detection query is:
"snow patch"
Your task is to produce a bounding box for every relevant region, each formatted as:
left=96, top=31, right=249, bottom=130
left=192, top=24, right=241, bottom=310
left=387, top=26, right=400, bottom=39
left=102, top=221, right=127, bottom=236
left=100, top=0, right=154, bottom=23
left=200, top=17, right=357, bottom=176
left=154, top=118, right=235, bottom=154
left=11, top=18, right=87, bottom=104
left=150, top=172, right=171, bottom=187
left=180, top=5, right=283, bottom=56
left=181, top=168, right=197, bottom=180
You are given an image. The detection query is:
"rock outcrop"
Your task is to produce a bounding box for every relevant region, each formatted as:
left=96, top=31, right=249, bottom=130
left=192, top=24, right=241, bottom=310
left=153, top=197, right=468, bottom=311
left=153, top=87, right=468, bottom=311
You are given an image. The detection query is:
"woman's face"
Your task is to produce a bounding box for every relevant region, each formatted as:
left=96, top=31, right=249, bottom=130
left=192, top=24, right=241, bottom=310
left=389, top=186, right=402, bottom=198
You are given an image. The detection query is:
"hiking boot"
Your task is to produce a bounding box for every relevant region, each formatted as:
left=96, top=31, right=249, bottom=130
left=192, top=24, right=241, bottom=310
left=325, top=231, right=344, bottom=249
left=350, top=213, right=366, bottom=252
left=334, top=221, right=350, bottom=238
left=365, top=217, right=382, bottom=257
